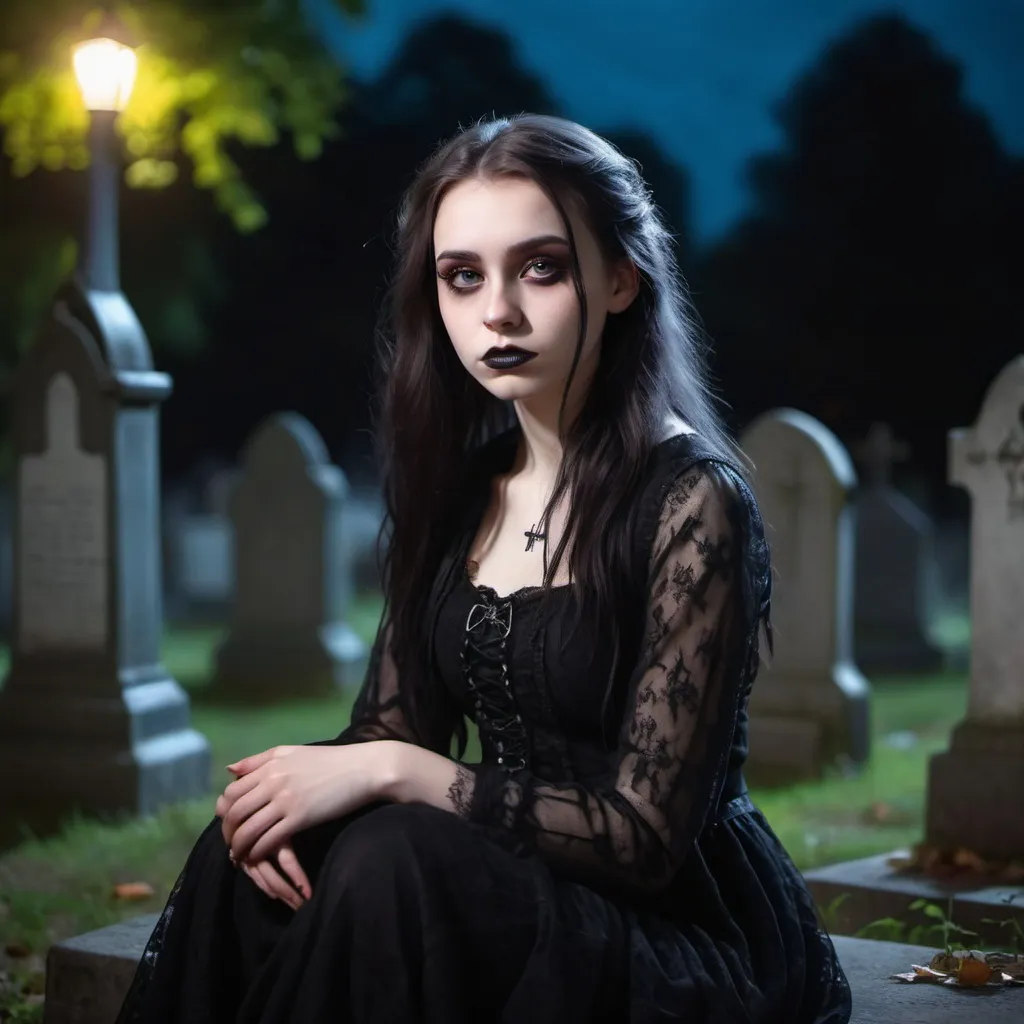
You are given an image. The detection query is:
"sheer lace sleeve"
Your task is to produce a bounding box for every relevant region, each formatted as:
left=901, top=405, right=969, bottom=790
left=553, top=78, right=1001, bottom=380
left=330, top=622, right=420, bottom=744
left=449, top=463, right=752, bottom=892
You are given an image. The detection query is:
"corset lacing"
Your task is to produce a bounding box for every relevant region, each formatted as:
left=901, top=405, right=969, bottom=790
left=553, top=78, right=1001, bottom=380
left=462, top=585, right=530, bottom=773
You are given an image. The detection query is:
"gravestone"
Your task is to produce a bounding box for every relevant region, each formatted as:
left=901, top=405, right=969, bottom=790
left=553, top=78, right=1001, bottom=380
left=211, top=413, right=368, bottom=699
left=852, top=423, right=943, bottom=673
left=926, top=355, right=1024, bottom=858
left=0, top=283, right=209, bottom=842
left=165, top=512, right=234, bottom=624
left=0, top=485, right=12, bottom=642
left=740, top=408, right=871, bottom=784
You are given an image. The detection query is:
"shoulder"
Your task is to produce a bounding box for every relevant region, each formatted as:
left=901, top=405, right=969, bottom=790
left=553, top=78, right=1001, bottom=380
left=639, top=434, right=750, bottom=528
left=640, top=436, right=769, bottom=582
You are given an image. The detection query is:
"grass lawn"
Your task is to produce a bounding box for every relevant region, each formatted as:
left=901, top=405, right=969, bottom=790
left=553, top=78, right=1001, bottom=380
left=0, top=598, right=968, bottom=1018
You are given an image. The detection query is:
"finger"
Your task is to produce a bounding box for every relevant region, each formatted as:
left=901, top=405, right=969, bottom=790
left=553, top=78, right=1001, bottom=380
left=248, top=820, right=296, bottom=864
left=221, top=786, right=273, bottom=846
left=227, top=746, right=293, bottom=776
left=224, top=771, right=263, bottom=803
left=241, top=863, right=275, bottom=901
left=275, top=845, right=312, bottom=900
left=255, top=860, right=303, bottom=911
left=230, top=804, right=285, bottom=862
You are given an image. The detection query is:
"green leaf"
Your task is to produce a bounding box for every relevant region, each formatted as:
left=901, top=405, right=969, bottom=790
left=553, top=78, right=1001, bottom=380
left=125, top=157, right=179, bottom=188
left=0, top=0, right=351, bottom=233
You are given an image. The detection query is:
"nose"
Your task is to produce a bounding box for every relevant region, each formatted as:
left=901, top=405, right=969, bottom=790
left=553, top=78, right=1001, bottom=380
left=483, top=283, right=522, bottom=333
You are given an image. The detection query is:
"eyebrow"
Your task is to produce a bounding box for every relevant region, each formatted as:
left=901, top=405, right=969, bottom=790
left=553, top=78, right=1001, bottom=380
left=434, top=234, right=570, bottom=265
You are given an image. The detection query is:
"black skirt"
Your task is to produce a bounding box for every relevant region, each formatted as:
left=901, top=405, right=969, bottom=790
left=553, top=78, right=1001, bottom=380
left=115, top=799, right=851, bottom=1023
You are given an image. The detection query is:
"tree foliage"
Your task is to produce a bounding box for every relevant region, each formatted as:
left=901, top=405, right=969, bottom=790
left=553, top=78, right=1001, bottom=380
left=694, top=13, right=1022, bottom=470
left=0, top=0, right=364, bottom=231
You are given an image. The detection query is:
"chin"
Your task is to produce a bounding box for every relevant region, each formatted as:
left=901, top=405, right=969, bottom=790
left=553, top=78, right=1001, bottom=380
left=476, top=376, right=550, bottom=402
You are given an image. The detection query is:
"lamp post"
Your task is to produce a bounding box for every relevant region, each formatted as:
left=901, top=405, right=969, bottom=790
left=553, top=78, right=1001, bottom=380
left=72, top=30, right=138, bottom=291
left=0, top=18, right=209, bottom=842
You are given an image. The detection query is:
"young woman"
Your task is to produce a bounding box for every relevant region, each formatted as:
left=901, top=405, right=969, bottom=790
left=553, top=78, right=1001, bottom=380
left=117, top=114, right=852, bottom=1023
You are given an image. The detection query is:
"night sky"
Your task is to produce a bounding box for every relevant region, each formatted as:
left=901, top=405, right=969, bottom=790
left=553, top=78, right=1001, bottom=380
left=308, top=0, right=1024, bottom=242
left=2, top=1, right=1020, bottom=495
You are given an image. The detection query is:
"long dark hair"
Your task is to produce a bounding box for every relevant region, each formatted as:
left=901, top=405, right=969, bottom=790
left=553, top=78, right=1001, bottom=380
left=372, top=113, right=744, bottom=751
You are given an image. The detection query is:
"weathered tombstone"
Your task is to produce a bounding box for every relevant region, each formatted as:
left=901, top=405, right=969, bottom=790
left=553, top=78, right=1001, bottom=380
left=0, top=283, right=209, bottom=842
left=926, top=355, right=1024, bottom=858
left=740, top=408, right=871, bottom=784
left=204, top=466, right=241, bottom=520
left=0, top=485, right=12, bottom=642
left=211, top=413, right=368, bottom=699
left=165, top=513, right=235, bottom=624
left=341, top=488, right=386, bottom=594
left=852, top=422, right=944, bottom=672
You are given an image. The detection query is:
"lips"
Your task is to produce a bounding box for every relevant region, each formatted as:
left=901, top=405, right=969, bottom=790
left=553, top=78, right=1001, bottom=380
left=483, top=345, right=536, bottom=359
left=482, top=345, right=538, bottom=369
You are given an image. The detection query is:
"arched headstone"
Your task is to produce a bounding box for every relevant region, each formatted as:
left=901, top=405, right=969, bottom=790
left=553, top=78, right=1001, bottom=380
left=0, top=283, right=209, bottom=842
left=927, top=355, right=1024, bottom=858
left=740, top=408, right=871, bottom=784
left=212, top=413, right=368, bottom=699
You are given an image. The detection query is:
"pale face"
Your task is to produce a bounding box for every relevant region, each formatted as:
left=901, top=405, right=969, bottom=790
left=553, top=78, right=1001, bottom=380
left=432, top=176, right=637, bottom=414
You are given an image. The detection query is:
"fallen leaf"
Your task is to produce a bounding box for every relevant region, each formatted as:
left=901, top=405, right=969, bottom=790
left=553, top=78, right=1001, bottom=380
left=113, top=881, right=155, bottom=901
left=929, top=952, right=959, bottom=973
left=986, top=953, right=1024, bottom=980
left=956, top=955, right=993, bottom=987
left=952, top=848, right=989, bottom=872
left=890, top=971, right=919, bottom=983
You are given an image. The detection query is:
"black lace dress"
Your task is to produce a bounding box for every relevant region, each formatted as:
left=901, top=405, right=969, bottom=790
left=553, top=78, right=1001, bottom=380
left=115, top=431, right=852, bottom=1023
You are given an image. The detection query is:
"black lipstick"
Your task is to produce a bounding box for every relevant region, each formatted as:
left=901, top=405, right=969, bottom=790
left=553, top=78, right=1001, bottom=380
left=482, top=346, right=538, bottom=370
left=483, top=348, right=540, bottom=372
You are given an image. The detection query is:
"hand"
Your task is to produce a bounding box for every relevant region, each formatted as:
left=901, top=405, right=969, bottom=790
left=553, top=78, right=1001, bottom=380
left=216, top=744, right=387, bottom=863
left=237, top=842, right=311, bottom=912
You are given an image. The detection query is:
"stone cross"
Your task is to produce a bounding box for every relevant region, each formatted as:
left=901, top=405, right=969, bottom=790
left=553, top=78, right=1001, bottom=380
left=212, top=413, right=368, bottom=699
left=0, top=283, right=209, bottom=843
left=852, top=422, right=911, bottom=488
left=851, top=423, right=942, bottom=673
left=927, top=355, right=1024, bottom=859
left=739, top=408, right=871, bottom=785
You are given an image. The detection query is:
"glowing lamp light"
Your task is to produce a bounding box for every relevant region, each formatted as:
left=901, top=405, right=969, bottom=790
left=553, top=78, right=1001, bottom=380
left=72, top=37, right=137, bottom=112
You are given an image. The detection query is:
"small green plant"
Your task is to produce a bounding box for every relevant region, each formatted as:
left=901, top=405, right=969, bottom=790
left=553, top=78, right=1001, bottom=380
left=982, top=894, right=1024, bottom=955
left=909, top=897, right=980, bottom=955
left=857, top=896, right=980, bottom=953
left=0, top=968, right=45, bottom=1023
left=855, top=915, right=910, bottom=943
left=819, top=892, right=851, bottom=933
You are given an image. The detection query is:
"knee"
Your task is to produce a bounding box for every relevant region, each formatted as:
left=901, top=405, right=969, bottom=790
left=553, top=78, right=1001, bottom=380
left=323, top=803, right=457, bottom=884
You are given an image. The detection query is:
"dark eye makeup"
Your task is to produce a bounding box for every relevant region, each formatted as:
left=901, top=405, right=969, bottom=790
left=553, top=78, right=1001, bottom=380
left=436, top=257, right=566, bottom=294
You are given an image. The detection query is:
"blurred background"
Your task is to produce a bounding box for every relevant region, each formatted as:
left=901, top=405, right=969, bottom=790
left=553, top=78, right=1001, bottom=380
left=2, top=0, right=1021, bottom=644
left=0, top=4, right=1022, bottom=1010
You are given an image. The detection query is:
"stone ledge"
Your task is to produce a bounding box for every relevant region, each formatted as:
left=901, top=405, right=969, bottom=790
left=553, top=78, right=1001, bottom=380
left=42, top=914, right=1022, bottom=1023
left=804, top=850, right=1024, bottom=948
left=44, top=913, right=157, bottom=1024
left=831, top=934, right=1022, bottom=1023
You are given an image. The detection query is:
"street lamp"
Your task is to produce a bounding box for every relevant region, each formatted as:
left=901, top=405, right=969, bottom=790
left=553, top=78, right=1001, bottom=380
left=71, top=23, right=138, bottom=291
left=0, top=12, right=210, bottom=832
left=72, top=35, right=137, bottom=112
